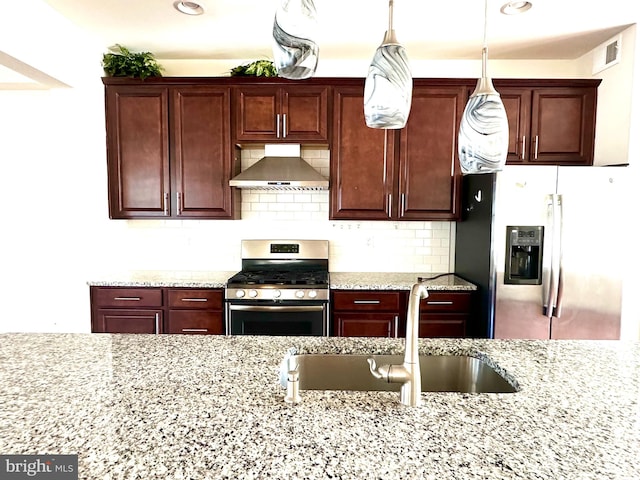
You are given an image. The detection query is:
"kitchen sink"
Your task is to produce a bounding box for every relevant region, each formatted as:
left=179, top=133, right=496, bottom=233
left=290, top=354, right=517, bottom=393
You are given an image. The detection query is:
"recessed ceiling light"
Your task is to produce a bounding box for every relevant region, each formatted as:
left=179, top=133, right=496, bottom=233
left=500, top=1, right=533, bottom=15
left=174, top=1, right=204, bottom=16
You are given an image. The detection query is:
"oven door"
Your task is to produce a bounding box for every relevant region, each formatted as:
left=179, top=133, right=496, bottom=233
left=226, top=300, right=328, bottom=336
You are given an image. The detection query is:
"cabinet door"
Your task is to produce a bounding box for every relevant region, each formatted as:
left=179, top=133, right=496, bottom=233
left=530, top=87, right=596, bottom=165
left=171, top=87, right=238, bottom=218
left=333, top=313, right=399, bottom=338
left=93, top=309, right=163, bottom=334
left=282, top=86, right=329, bottom=142
left=330, top=85, right=394, bottom=220
left=234, top=86, right=280, bottom=141
left=105, top=86, right=170, bottom=218
left=498, top=87, right=532, bottom=164
left=234, top=85, right=329, bottom=143
left=398, top=86, right=466, bottom=220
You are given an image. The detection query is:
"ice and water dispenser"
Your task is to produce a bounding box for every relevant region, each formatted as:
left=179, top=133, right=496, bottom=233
left=504, top=226, right=544, bottom=285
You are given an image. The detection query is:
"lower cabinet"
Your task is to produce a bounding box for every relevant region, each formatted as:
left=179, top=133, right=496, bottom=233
left=419, top=291, right=471, bottom=338
left=330, top=289, right=472, bottom=338
left=91, top=287, right=163, bottom=333
left=331, top=290, right=404, bottom=338
left=90, top=286, right=224, bottom=335
left=166, top=288, right=224, bottom=334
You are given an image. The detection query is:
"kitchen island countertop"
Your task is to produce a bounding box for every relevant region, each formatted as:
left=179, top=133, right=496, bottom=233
left=1, top=334, right=638, bottom=480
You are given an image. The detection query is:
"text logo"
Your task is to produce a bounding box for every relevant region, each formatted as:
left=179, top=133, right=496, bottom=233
left=0, top=455, right=77, bottom=480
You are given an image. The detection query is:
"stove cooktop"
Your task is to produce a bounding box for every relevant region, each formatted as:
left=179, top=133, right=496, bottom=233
left=226, top=270, right=328, bottom=287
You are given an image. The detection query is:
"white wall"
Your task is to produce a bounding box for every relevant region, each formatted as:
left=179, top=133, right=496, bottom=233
left=1, top=7, right=638, bottom=333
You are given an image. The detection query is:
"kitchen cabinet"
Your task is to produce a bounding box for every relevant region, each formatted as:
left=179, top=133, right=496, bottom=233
left=419, top=291, right=471, bottom=338
left=103, top=81, right=239, bottom=219
left=166, top=288, right=224, bottom=334
left=234, top=84, right=329, bottom=143
left=495, top=80, right=599, bottom=166
left=90, top=287, right=163, bottom=334
left=90, top=286, right=225, bottom=335
left=331, top=290, right=404, bottom=337
left=330, top=82, right=464, bottom=221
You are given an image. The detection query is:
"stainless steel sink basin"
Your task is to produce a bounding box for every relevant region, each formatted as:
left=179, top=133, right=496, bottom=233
left=292, top=354, right=517, bottom=393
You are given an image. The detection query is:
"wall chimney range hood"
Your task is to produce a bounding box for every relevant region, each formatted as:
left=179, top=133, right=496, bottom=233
left=230, top=144, right=329, bottom=191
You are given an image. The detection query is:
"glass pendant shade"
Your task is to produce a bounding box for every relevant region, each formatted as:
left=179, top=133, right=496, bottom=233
left=272, top=0, right=319, bottom=80
left=364, top=1, right=412, bottom=129
left=458, top=71, right=509, bottom=174
left=458, top=1, right=509, bottom=174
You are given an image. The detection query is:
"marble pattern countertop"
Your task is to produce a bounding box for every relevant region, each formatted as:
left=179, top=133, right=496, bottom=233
left=87, top=271, right=476, bottom=291
left=1, top=334, right=638, bottom=479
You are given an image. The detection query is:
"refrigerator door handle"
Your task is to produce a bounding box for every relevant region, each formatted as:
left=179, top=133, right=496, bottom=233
left=543, top=194, right=561, bottom=319
left=553, top=194, right=564, bottom=317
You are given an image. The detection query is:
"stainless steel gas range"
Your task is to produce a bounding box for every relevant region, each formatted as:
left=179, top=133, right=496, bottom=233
left=225, top=240, right=330, bottom=336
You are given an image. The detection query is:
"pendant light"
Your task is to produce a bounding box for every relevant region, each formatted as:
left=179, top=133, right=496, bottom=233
left=364, top=0, right=412, bottom=129
left=458, top=0, right=509, bottom=174
left=272, top=0, right=319, bottom=80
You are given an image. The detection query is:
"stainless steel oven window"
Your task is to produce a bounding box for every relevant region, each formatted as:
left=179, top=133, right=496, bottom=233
left=226, top=303, right=328, bottom=336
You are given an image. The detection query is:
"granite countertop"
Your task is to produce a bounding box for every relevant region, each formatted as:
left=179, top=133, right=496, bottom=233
left=87, top=270, right=237, bottom=288
left=329, top=272, right=476, bottom=291
left=1, top=334, right=638, bottom=479
left=87, top=271, right=476, bottom=291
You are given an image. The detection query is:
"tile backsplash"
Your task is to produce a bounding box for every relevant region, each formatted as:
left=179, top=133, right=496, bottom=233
left=96, top=147, right=454, bottom=275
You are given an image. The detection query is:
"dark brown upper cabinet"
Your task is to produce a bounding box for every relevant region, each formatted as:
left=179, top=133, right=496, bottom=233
left=330, top=81, right=464, bottom=221
left=234, top=84, right=329, bottom=143
left=103, top=80, right=239, bottom=219
left=495, top=79, right=599, bottom=166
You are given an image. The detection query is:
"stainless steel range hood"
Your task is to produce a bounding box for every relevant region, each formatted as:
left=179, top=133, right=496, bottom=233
left=230, top=144, right=329, bottom=191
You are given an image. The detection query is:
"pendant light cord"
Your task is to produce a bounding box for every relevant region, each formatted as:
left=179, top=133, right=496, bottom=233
left=483, top=0, right=488, bottom=49
left=388, top=0, right=394, bottom=32
left=482, top=0, right=488, bottom=79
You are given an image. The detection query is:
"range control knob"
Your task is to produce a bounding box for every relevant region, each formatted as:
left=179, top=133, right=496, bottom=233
left=295, top=290, right=305, bottom=299
left=273, top=289, right=282, bottom=299
left=248, top=289, right=258, bottom=298
left=235, top=290, right=246, bottom=298
left=308, top=290, right=318, bottom=298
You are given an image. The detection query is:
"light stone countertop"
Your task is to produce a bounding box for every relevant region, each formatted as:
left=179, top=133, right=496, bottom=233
left=87, top=270, right=237, bottom=288
left=329, top=272, right=476, bottom=291
left=1, top=333, right=638, bottom=480
left=87, top=271, right=476, bottom=291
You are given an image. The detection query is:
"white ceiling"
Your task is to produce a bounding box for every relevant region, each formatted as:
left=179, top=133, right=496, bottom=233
left=2, top=0, right=638, bottom=88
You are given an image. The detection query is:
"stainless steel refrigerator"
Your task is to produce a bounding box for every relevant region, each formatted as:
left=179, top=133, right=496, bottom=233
left=455, top=165, right=627, bottom=339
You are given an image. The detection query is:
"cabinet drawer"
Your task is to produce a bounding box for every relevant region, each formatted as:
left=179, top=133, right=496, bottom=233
left=420, top=292, right=471, bottom=313
left=167, top=310, right=224, bottom=335
left=91, top=287, right=163, bottom=308
left=419, top=318, right=466, bottom=338
left=332, top=291, right=401, bottom=311
left=167, top=289, right=223, bottom=309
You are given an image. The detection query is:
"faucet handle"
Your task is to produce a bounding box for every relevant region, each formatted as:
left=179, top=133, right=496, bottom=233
left=367, top=358, right=384, bottom=380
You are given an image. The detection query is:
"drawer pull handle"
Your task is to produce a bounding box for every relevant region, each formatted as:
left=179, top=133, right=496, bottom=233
left=353, top=300, right=381, bottom=305
left=182, top=328, right=208, bottom=332
left=427, top=301, right=454, bottom=305
left=113, top=297, right=142, bottom=301
left=181, top=298, right=208, bottom=302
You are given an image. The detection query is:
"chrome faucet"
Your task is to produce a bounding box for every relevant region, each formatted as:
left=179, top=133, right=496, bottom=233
left=367, top=283, right=428, bottom=406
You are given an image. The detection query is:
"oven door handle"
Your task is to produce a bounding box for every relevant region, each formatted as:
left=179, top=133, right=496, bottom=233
left=228, top=304, right=325, bottom=313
